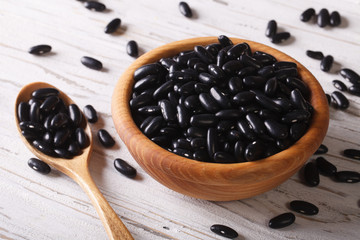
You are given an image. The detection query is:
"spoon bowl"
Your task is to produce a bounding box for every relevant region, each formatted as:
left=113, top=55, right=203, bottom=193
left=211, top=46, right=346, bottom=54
left=15, top=82, right=133, bottom=240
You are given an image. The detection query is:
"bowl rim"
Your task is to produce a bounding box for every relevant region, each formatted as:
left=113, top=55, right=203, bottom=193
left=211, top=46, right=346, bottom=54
left=111, top=36, right=329, bottom=185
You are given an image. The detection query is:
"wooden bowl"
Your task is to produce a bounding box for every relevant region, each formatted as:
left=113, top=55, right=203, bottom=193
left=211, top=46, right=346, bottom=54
left=111, top=37, right=329, bottom=201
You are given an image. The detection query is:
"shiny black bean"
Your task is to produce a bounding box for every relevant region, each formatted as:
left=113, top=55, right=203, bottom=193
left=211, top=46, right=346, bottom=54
left=246, top=113, right=266, bottom=135
left=208, top=64, right=225, bottom=79
left=177, top=51, right=196, bottom=65
left=233, top=91, right=255, bottom=106
left=277, top=82, right=291, bottom=96
left=213, top=152, right=236, bottom=163
left=269, top=212, right=295, bottom=229
left=332, top=80, right=347, bottom=91
left=158, top=128, right=178, bottom=139
left=253, top=51, right=277, bottom=65
left=257, top=66, right=274, bottom=79
left=28, top=45, right=52, bottom=55
left=29, top=101, right=41, bottom=123
left=272, top=97, right=292, bottom=112
left=54, top=148, right=73, bottom=159
left=265, top=20, right=277, bottom=38
left=160, top=58, right=176, bottom=70
left=68, top=104, right=82, bottom=127
left=226, top=130, right=241, bottom=143
left=28, top=158, right=51, bottom=174
left=245, top=140, right=264, bottom=161
left=194, top=83, right=210, bottom=94
left=316, top=157, right=337, bottom=176
left=19, top=121, right=45, bottom=134
left=179, top=1, right=192, bottom=17
left=82, top=104, right=98, bottom=123
left=286, top=77, right=309, bottom=97
left=105, top=18, right=121, bottom=33
left=97, top=129, right=115, bottom=147
left=343, top=149, right=360, bottom=160
left=210, top=224, right=238, bottom=239
left=331, top=91, right=349, bottom=109
left=263, top=77, right=278, bottom=96
left=183, top=95, right=199, bottom=110
left=263, top=142, right=281, bottom=157
left=134, top=76, right=158, bottom=93
left=207, top=128, right=218, bottom=158
left=217, top=120, right=235, bottom=132
left=275, top=68, right=298, bottom=81
left=218, top=35, right=233, bottom=48
left=281, top=109, right=310, bottom=123
left=68, top=141, right=81, bottom=156
left=237, top=119, right=257, bottom=141
left=330, top=11, right=341, bottom=26
left=50, top=112, right=69, bottom=129
left=134, top=63, right=164, bottom=81
left=33, top=140, right=55, bottom=156
left=304, top=162, right=319, bottom=187
left=194, top=45, right=215, bottom=64
left=243, top=76, right=267, bottom=89
left=193, top=150, right=210, bottom=162
left=216, top=49, right=227, bottom=68
left=176, top=104, right=191, bottom=128
left=237, top=66, right=257, bottom=77
left=76, top=127, right=89, bottom=149
left=43, top=114, right=54, bottom=130
left=306, top=50, right=324, bottom=60
left=173, top=138, right=192, bottom=151
left=151, top=136, right=170, bottom=148
left=81, top=56, right=103, bottom=70
left=317, top=8, right=330, bottom=28
left=314, top=144, right=328, bottom=155
left=276, top=137, right=292, bottom=149
left=159, top=100, right=177, bottom=122
left=273, top=61, right=297, bottom=70
left=54, top=128, right=71, bottom=147
left=187, top=127, right=207, bottom=138
left=199, top=93, right=220, bottom=113
left=290, top=89, right=307, bottom=110
left=152, top=81, right=173, bottom=99
left=340, top=68, right=360, bottom=85
left=239, top=104, right=261, bottom=114
left=320, top=55, right=333, bottom=72
left=334, top=171, right=360, bottom=183
left=228, top=77, right=243, bottom=94
left=18, top=102, right=30, bottom=122
left=114, top=158, right=137, bottom=178
left=289, top=122, right=307, bottom=141
left=21, top=129, right=39, bottom=140
left=31, top=88, right=59, bottom=99
left=198, top=72, right=217, bottom=85
left=227, top=43, right=248, bottom=59
left=271, top=32, right=291, bottom=44
left=348, top=85, right=360, bottom=96
left=258, top=109, right=278, bottom=120
left=290, top=200, right=319, bottom=215
left=240, top=54, right=262, bottom=69
left=209, top=87, right=231, bottom=109
left=187, top=58, right=201, bottom=68
left=206, top=43, right=221, bottom=56
left=137, top=106, right=160, bottom=115
left=194, top=62, right=208, bottom=73
left=84, top=1, right=106, bottom=11
left=40, top=96, right=59, bottom=113
left=143, top=116, right=163, bottom=137
left=300, top=8, right=315, bottom=22
left=177, top=81, right=195, bottom=96
left=233, top=141, right=245, bottom=162
left=173, top=148, right=193, bottom=158
left=190, top=114, right=218, bottom=127
left=42, top=132, right=53, bottom=145
left=139, top=116, right=154, bottom=131
left=190, top=138, right=206, bottom=150
left=255, top=94, right=282, bottom=113
left=215, top=110, right=242, bottom=120
left=264, top=119, right=288, bottom=139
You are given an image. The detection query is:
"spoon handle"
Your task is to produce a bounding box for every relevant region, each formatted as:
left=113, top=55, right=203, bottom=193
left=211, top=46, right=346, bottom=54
left=73, top=169, right=134, bottom=240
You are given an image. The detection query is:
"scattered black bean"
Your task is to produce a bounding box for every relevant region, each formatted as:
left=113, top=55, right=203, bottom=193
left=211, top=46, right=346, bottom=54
left=334, top=171, right=360, bottom=183
left=271, top=32, right=291, bottom=44
left=289, top=200, right=319, bottom=215
left=332, top=80, right=347, bottom=91
left=127, top=40, right=139, bottom=57
left=28, top=158, right=51, bottom=174
left=330, top=11, right=341, bottom=26
left=179, top=2, right=192, bottom=18
left=340, top=68, right=360, bottom=85
left=317, top=8, right=330, bottom=28
left=314, top=144, right=328, bottom=155
left=114, top=158, right=137, bottom=178
left=343, top=149, right=360, bottom=160
left=316, top=156, right=337, bottom=176
left=84, top=1, right=106, bottom=12
left=320, top=55, right=333, bottom=72
left=300, top=8, right=315, bottom=22
left=331, top=91, right=349, bottom=109
left=306, top=50, right=324, bottom=60
left=97, top=129, right=115, bottom=147
left=80, top=56, right=103, bottom=70
left=104, top=18, right=121, bottom=34
left=210, top=224, right=238, bottom=239
left=348, top=85, right=360, bottom=96
left=28, top=44, right=52, bottom=55
left=265, top=20, right=277, bottom=38
left=304, top=162, right=320, bottom=186
left=83, top=104, right=98, bottom=123
left=268, top=212, right=295, bottom=229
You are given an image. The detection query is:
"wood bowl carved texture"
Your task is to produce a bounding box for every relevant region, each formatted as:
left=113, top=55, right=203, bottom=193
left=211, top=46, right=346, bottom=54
left=111, top=37, right=329, bottom=201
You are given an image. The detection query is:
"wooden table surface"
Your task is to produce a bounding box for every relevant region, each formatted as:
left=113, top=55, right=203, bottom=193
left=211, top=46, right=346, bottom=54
left=1, top=0, right=359, bottom=239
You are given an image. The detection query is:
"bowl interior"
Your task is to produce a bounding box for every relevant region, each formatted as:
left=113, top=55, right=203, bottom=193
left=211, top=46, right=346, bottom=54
left=111, top=37, right=329, bottom=187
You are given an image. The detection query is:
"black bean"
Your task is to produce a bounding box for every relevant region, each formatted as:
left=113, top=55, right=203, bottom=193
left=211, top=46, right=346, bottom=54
left=173, top=148, right=193, bottom=158
left=82, top=104, right=98, bottom=123
left=216, top=49, right=227, bottom=68
left=138, top=106, right=161, bottom=115
left=304, top=162, right=319, bottom=187
left=190, top=138, right=206, bottom=150
left=234, top=141, right=245, bottom=162
left=81, top=56, right=103, bottom=70
left=28, top=158, right=51, bottom=174
left=213, top=151, right=236, bottom=163
left=314, top=144, right=328, bottom=155
left=331, top=91, right=349, bottom=109
left=332, top=80, right=347, bottom=91
left=253, top=51, right=277, bottom=65
left=199, top=93, right=220, bottom=113
left=32, top=88, right=59, bottom=99
left=127, top=40, right=139, bottom=57
left=97, top=129, right=115, bottom=147
left=158, top=100, right=176, bottom=122
left=273, top=61, right=297, bottom=70
left=286, top=77, right=309, bottom=97
left=263, top=142, right=281, bottom=157
left=21, top=129, right=38, bottom=140
left=258, top=66, right=275, bottom=79
left=143, top=116, right=163, bottom=137
left=153, top=81, right=174, bottom=100
left=246, top=113, right=266, bottom=135
left=208, top=64, right=226, bottom=79
left=187, top=127, right=207, bottom=138
left=68, top=141, right=81, bottom=156
left=209, top=87, right=231, bottom=108
left=340, top=68, right=360, bottom=85
left=50, top=112, right=69, bottom=129
left=264, top=77, right=278, bottom=96
left=275, top=68, right=298, bottom=81
left=290, top=200, right=318, bottom=215
left=68, top=104, right=82, bottom=127
left=264, top=119, right=288, bottom=139
left=176, top=104, right=191, bottom=128
left=54, top=128, right=71, bottom=147
left=114, top=158, right=137, bottom=178
left=209, top=225, right=238, bottom=239
left=40, top=96, right=59, bottom=113
left=215, top=110, right=242, bottom=120
left=276, top=138, right=293, bottom=150
left=28, top=45, right=52, bottom=55
left=306, top=50, right=324, bottom=60
left=320, top=55, right=333, bottom=72
left=300, top=8, right=315, bottom=22
left=33, top=140, right=55, bottom=156
left=281, top=110, right=310, bottom=123
left=348, top=85, right=360, bottom=96
left=193, top=150, right=210, bottom=162
left=19, top=121, right=45, bottom=134
left=269, top=212, right=295, bottom=229
left=255, top=94, right=282, bottom=113
left=18, top=102, right=30, bottom=122
left=194, top=62, right=208, bottom=73
left=237, top=66, right=257, bottom=77
left=178, top=1, right=192, bottom=18
left=237, top=119, right=257, bottom=141
left=54, top=148, right=73, bottom=159
left=134, top=63, right=164, bottom=81
left=29, top=101, right=41, bottom=123
left=232, top=91, right=255, bottom=106
left=334, top=171, right=360, bottom=183
left=190, top=114, right=218, bottom=128
left=227, top=77, right=243, bottom=94
left=151, top=136, right=170, bottom=148
left=243, top=76, right=267, bottom=89
left=42, top=132, right=53, bottom=145
left=43, top=114, right=54, bottom=130
left=206, top=43, right=222, bottom=56
left=343, top=149, right=360, bottom=160
left=330, top=11, right=341, bottom=26
left=289, top=122, right=307, bottom=141
left=317, top=8, right=330, bottom=28
left=172, top=138, right=192, bottom=151
left=139, top=116, right=154, bottom=131
left=84, top=1, right=106, bottom=11
left=271, top=32, right=291, bottom=44
left=227, top=130, right=241, bottom=143
left=194, top=46, right=215, bottom=64
left=160, top=58, right=176, bottom=69
left=316, top=157, right=337, bottom=176
left=227, top=43, right=248, bottom=59
left=105, top=18, right=121, bottom=33
left=76, top=127, right=89, bottom=149
left=265, top=20, right=277, bottom=38
left=290, top=89, right=307, bottom=110
left=273, top=97, right=292, bottom=112
left=207, top=128, right=218, bottom=158
left=244, top=140, right=264, bottom=161
left=178, top=81, right=196, bottom=96
left=240, top=54, right=262, bottom=69
left=218, top=35, right=233, bottom=48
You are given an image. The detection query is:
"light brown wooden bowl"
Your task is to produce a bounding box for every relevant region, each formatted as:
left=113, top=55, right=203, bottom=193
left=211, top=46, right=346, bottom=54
left=111, top=37, right=329, bottom=201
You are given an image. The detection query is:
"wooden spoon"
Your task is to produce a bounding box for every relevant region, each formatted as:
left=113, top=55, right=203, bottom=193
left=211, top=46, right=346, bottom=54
left=15, top=82, right=134, bottom=240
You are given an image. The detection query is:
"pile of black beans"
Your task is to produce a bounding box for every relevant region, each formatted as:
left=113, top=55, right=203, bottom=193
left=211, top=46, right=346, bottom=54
left=17, top=88, right=89, bottom=159
left=130, top=35, right=314, bottom=163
